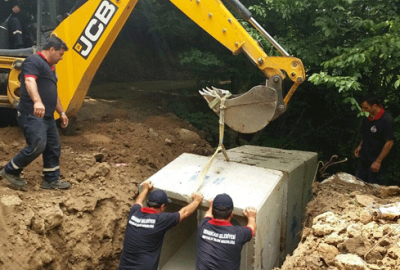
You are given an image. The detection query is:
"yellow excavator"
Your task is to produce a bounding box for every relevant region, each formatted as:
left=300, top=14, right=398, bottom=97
left=0, top=0, right=305, bottom=134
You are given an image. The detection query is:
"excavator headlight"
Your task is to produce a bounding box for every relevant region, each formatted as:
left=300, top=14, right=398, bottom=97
left=13, top=60, right=23, bottom=70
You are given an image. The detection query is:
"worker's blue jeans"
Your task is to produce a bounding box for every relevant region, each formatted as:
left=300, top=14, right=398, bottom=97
left=5, top=113, right=61, bottom=182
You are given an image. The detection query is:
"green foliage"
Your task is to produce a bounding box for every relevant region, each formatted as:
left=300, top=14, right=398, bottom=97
left=178, top=49, right=226, bottom=85
left=169, top=102, right=219, bottom=142
left=138, top=0, right=199, bottom=42
left=239, top=0, right=400, bottom=182
left=179, top=49, right=223, bottom=67
left=250, top=0, right=400, bottom=102
left=394, top=76, right=400, bottom=89
left=309, top=72, right=361, bottom=93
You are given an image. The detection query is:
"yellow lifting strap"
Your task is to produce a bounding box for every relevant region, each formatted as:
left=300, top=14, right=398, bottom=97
left=192, top=90, right=231, bottom=193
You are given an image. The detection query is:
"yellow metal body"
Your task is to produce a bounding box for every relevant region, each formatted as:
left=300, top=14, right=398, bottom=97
left=169, top=0, right=305, bottom=103
left=53, top=0, right=139, bottom=117
left=0, top=57, right=24, bottom=108
left=1, top=0, right=305, bottom=123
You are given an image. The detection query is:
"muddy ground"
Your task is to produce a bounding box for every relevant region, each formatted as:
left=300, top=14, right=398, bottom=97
left=1, top=82, right=400, bottom=270
left=0, top=82, right=214, bottom=269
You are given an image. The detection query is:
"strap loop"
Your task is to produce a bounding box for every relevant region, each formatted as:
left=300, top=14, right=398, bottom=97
left=193, top=89, right=231, bottom=193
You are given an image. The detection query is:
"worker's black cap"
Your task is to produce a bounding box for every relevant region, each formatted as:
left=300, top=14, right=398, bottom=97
left=213, top=193, right=234, bottom=210
left=148, top=190, right=172, bottom=205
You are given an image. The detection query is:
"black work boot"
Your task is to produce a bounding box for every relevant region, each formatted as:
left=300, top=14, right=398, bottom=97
left=1, top=168, right=26, bottom=188
left=41, top=180, right=71, bottom=190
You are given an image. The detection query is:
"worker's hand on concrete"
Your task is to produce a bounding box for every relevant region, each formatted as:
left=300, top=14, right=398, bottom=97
left=142, top=181, right=153, bottom=191
left=203, top=199, right=213, bottom=218
left=244, top=207, right=257, bottom=219
left=192, top=192, right=204, bottom=203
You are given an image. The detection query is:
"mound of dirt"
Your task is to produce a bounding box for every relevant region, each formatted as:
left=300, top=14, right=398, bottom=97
left=275, top=173, right=400, bottom=270
left=0, top=99, right=213, bottom=269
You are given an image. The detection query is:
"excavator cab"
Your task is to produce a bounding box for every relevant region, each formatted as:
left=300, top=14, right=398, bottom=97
left=0, top=0, right=60, bottom=50
left=0, top=0, right=61, bottom=107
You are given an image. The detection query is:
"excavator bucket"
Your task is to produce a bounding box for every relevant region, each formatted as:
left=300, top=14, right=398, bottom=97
left=200, top=76, right=285, bottom=134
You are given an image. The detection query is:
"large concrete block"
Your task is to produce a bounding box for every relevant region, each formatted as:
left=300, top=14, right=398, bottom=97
left=218, top=146, right=318, bottom=263
left=142, top=146, right=317, bottom=270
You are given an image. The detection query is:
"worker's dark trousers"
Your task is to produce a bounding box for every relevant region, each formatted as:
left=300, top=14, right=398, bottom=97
left=356, top=159, right=386, bottom=185
left=5, top=113, right=61, bottom=182
left=7, top=15, right=24, bottom=48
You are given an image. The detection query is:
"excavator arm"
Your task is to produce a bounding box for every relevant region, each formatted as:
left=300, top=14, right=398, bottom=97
left=171, top=0, right=304, bottom=86
left=3, top=0, right=305, bottom=134
left=168, top=0, right=305, bottom=133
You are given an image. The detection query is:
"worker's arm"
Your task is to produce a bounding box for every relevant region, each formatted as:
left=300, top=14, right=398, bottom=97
left=25, top=76, right=45, bottom=118
left=178, top=192, right=203, bottom=222
left=204, top=200, right=213, bottom=219
left=55, top=97, right=68, bottom=128
left=135, top=182, right=153, bottom=207
left=243, top=207, right=257, bottom=234
left=371, top=140, right=394, bottom=172
left=354, top=140, right=363, bottom=158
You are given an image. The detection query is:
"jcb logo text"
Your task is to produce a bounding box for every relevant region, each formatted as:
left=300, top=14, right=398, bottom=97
left=73, top=0, right=117, bottom=59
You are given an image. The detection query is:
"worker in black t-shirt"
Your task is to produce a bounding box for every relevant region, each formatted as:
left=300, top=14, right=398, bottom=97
left=354, top=94, right=394, bottom=185
left=196, top=193, right=257, bottom=270
left=118, top=181, right=204, bottom=270
left=1, top=36, right=71, bottom=190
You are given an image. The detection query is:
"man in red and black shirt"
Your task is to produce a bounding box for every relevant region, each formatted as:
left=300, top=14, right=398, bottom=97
left=354, top=95, right=394, bottom=185
left=196, top=193, right=257, bottom=270
left=118, top=181, right=203, bottom=270
left=1, top=36, right=71, bottom=189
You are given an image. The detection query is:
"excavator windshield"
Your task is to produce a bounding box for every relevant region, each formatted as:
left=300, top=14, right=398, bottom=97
left=0, top=0, right=61, bottom=50
left=41, top=0, right=59, bottom=31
